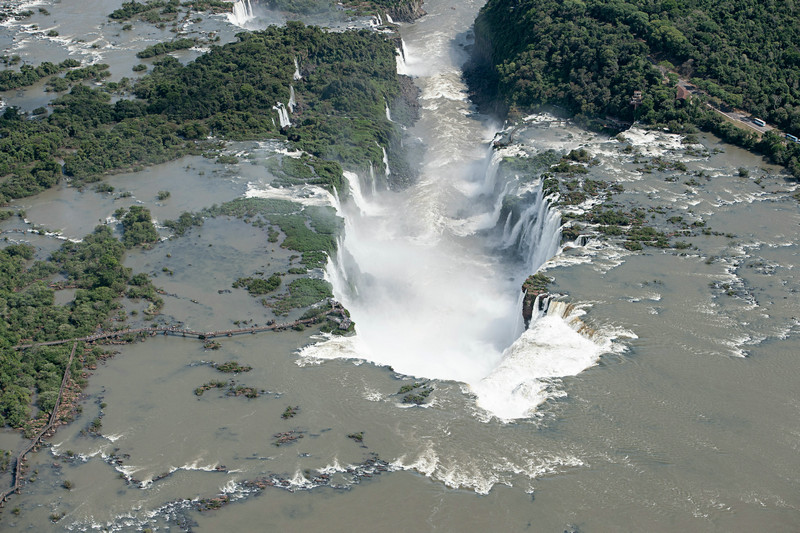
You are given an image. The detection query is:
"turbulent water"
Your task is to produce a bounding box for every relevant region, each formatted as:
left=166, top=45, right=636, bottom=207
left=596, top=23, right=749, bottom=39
left=302, top=2, right=609, bottom=421
left=1, top=1, right=800, bottom=531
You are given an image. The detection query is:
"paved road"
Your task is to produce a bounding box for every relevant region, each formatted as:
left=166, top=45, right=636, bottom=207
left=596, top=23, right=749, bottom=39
left=710, top=104, right=772, bottom=134
left=675, top=79, right=774, bottom=136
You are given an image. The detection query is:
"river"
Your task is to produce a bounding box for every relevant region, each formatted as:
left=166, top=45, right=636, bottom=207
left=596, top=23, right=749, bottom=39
left=1, top=0, right=799, bottom=531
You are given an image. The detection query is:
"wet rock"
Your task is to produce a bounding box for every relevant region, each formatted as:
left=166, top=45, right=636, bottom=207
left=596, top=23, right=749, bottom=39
left=386, top=0, right=426, bottom=22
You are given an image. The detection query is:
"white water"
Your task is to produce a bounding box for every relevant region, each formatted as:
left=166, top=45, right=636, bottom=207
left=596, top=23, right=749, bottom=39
left=381, top=145, right=391, bottom=177
left=227, top=0, right=255, bottom=27
left=301, top=23, right=610, bottom=419
left=293, top=57, right=302, bottom=80
left=272, top=102, right=290, bottom=128
left=395, top=39, right=410, bottom=75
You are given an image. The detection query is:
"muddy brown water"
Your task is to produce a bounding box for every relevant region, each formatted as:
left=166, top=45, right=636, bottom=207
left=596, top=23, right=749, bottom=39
left=1, top=0, right=799, bottom=531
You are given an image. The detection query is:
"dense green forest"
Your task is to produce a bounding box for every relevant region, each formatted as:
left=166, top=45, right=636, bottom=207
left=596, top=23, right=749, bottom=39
left=469, top=0, right=800, bottom=177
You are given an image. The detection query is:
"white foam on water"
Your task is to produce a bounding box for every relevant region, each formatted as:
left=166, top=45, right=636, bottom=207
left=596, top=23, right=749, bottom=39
left=472, top=301, right=627, bottom=420
left=318, top=457, right=346, bottom=475
left=105, top=432, right=125, bottom=443
left=619, top=127, right=685, bottom=157
left=220, top=478, right=240, bottom=494
left=391, top=440, right=587, bottom=494
left=362, top=387, right=384, bottom=401
left=245, top=181, right=335, bottom=208
left=227, top=0, right=256, bottom=27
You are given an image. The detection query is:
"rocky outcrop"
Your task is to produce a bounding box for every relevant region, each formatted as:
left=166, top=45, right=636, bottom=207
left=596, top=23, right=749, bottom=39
left=521, top=273, right=551, bottom=327
left=391, top=74, right=421, bottom=126
left=386, top=0, right=426, bottom=22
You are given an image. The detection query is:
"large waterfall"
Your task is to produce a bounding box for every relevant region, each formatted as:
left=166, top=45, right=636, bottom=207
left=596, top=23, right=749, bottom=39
left=227, top=0, right=255, bottom=27
left=300, top=6, right=609, bottom=421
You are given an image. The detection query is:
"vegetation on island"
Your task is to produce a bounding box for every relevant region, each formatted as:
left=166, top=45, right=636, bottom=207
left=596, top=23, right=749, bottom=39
left=233, top=275, right=282, bottom=296
left=469, top=0, right=800, bottom=177
left=194, top=379, right=262, bottom=398
left=397, top=381, right=433, bottom=404
left=212, top=361, right=252, bottom=373
left=0, top=226, right=163, bottom=429
left=136, top=38, right=197, bottom=59
left=1, top=21, right=409, bottom=207
left=120, top=205, right=160, bottom=248
left=269, top=278, right=333, bottom=316
left=347, top=431, right=364, bottom=442
left=0, top=59, right=80, bottom=91
left=281, top=405, right=299, bottom=419
left=165, top=196, right=341, bottom=272
left=109, top=0, right=231, bottom=22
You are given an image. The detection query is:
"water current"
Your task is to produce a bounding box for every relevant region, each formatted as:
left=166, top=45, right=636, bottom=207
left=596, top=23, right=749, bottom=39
left=1, top=0, right=799, bottom=531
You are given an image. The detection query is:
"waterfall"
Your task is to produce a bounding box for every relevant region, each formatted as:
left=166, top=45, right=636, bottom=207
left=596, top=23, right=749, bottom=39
left=381, top=146, right=391, bottom=178
left=343, top=171, right=368, bottom=215
left=396, top=39, right=410, bottom=75
left=368, top=164, right=377, bottom=195
left=500, top=181, right=561, bottom=272
left=272, top=103, right=290, bottom=128
left=293, top=57, right=302, bottom=81
left=385, top=102, right=393, bottom=122
left=342, top=171, right=382, bottom=217
left=481, top=150, right=502, bottom=195
left=386, top=13, right=394, bottom=24
left=299, top=8, right=606, bottom=422
left=227, top=0, right=255, bottom=26
left=288, top=85, right=296, bottom=113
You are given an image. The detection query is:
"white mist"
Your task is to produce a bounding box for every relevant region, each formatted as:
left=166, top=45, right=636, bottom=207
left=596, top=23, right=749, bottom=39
left=302, top=0, right=606, bottom=420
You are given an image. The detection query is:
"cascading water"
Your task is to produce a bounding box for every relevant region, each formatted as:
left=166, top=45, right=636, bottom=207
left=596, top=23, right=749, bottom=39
left=395, top=39, right=410, bottom=75
left=301, top=3, right=611, bottom=421
left=293, top=57, right=302, bottom=80
left=227, top=0, right=255, bottom=27
left=500, top=181, right=562, bottom=270
left=367, top=164, right=378, bottom=195
left=381, top=145, right=391, bottom=178
left=288, top=86, right=296, bottom=113
left=272, top=102, right=290, bottom=128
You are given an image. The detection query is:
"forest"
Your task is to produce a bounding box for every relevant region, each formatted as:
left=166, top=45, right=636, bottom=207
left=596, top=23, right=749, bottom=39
left=469, top=0, right=800, bottom=177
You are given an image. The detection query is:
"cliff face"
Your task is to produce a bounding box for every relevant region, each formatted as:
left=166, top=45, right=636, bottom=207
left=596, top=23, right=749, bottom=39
left=386, top=0, right=425, bottom=22
left=462, top=1, right=507, bottom=117
left=521, top=274, right=551, bottom=327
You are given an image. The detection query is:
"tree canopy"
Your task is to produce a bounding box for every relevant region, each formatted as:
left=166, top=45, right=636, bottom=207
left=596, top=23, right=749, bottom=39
left=469, top=0, right=800, bottom=176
